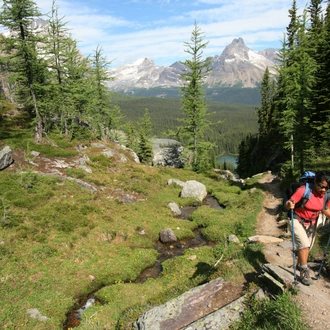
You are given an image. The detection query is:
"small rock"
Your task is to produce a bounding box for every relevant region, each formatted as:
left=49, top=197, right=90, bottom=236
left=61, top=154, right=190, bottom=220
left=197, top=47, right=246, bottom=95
left=228, top=234, right=240, bottom=243
left=159, top=228, right=177, bottom=243
left=27, top=308, right=48, bottom=321
left=248, top=235, right=283, bottom=243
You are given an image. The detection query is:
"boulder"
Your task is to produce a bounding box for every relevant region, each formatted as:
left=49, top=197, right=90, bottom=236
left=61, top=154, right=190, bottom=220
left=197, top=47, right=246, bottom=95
left=0, top=146, right=13, bottom=170
left=180, top=180, right=207, bottom=202
left=159, top=228, right=177, bottom=243
left=152, top=138, right=185, bottom=168
left=181, top=295, right=246, bottom=330
left=133, top=277, right=245, bottom=330
left=168, top=202, right=181, bottom=216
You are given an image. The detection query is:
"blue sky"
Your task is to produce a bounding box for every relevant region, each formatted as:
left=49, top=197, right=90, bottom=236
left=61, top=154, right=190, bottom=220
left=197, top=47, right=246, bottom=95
left=1, top=0, right=322, bottom=67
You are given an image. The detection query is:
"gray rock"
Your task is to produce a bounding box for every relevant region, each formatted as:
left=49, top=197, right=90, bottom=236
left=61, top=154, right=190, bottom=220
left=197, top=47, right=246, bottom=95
left=181, top=295, right=247, bottom=330
left=159, top=228, right=177, bottom=243
left=133, top=277, right=244, bottom=330
left=31, top=151, right=40, bottom=157
left=102, top=149, right=115, bottom=158
left=27, top=308, right=49, bottom=321
left=181, top=180, right=207, bottom=202
left=167, top=178, right=185, bottom=187
left=102, top=148, right=128, bottom=163
left=228, top=234, right=240, bottom=243
left=168, top=202, right=181, bottom=216
left=79, top=165, right=92, bottom=173
left=248, top=235, right=283, bottom=244
left=0, top=146, right=13, bottom=170
left=119, top=145, right=140, bottom=163
left=152, top=138, right=185, bottom=168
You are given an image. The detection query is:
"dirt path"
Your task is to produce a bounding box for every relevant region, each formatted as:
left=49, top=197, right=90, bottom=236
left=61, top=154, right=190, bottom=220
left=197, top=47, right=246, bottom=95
left=257, top=172, right=330, bottom=329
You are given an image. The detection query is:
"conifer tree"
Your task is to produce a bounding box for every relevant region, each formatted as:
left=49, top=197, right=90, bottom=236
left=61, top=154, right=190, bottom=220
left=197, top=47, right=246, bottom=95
left=0, top=0, right=47, bottom=142
left=42, top=0, right=71, bottom=133
left=89, top=45, right=122, bottom=140
left=60, top=37, right=92, bottom=139
left=124, top=122, right=139, bottom=151
left=308, top=1, right=329, bottom=150
left=278, top=11, right=316, bottom=173
left=179, top=22, right=214, bottom=172
left=257, top=67, right=274, bottom=137
left=137, top=109, right=153, bottom=164
left=316, top=2, right=330, bottom=144
left=287, top=0, right=299, bottom=51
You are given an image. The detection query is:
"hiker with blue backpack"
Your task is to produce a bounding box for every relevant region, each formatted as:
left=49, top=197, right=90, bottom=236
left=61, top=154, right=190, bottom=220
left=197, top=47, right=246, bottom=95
left=285, top=170, right=330, bottom=285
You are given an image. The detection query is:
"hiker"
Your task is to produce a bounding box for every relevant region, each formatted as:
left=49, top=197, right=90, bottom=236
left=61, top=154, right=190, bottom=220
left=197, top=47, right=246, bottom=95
left=286, top=170, right=330, bottom=285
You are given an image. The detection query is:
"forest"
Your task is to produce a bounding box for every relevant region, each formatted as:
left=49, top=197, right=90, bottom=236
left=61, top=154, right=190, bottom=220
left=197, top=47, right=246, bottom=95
left=237, top=0, right=330, bottom=179
left=112, top=93, right=258, bottom=156
left=115, top=86, right=262, bottom=106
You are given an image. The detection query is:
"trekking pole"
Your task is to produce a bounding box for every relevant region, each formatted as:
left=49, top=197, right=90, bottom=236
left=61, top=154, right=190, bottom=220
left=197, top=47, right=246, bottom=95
left=316, top=235, right=330, bottom=279
left=291, top=209, right=298, bottom=284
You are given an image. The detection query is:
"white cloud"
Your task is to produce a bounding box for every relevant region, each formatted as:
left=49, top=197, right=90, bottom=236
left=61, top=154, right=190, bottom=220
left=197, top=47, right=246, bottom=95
left=1, top=0, right=326, bottom=67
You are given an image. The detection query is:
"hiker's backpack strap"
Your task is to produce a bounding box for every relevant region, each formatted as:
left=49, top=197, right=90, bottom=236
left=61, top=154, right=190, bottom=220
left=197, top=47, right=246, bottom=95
left=324, top=189, right=330, bottom=210
left=299, top=182, right=313, bottom=209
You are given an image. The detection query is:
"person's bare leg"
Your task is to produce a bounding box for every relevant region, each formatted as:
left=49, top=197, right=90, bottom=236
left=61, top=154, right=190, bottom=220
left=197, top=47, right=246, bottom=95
left=297, top=247, right=309, bottom=266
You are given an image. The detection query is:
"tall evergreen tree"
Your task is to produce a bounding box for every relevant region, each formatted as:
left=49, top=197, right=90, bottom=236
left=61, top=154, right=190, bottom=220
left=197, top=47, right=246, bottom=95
left=60, top=37, right=92, bottom=139
left=179, top=22, right=214, bottom=172
left=137, top=109, right=153, bottom=164
left=257, top=67, right=274, bottom=137
left=279, top=12, right=317, bottom=173
left=89, top=45, right=122, bottom=140
left=42, top=0, right=71, bottom=133
left=0, top=0, right=47, bottom=142
left=287, top=0, right=299, bottom=51
left=308, top=0, right=329, bottom=151
left=316, top=2, right=330, bottom=144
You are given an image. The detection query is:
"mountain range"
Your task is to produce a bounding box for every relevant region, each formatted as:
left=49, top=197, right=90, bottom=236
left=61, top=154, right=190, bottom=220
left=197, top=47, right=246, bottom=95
left=106, top=38, right=278, bottom=94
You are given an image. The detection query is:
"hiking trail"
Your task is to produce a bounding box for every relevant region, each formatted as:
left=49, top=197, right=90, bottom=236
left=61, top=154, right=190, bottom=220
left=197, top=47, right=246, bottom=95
left=257, top=172, right=330, bottom=329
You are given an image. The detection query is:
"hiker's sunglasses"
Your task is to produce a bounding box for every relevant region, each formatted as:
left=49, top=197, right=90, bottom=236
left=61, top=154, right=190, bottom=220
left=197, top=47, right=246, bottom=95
left=317, top=183, right=329, bottom=190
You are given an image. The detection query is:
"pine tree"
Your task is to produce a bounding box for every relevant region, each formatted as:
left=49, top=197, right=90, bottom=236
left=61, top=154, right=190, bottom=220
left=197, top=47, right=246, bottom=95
left=89, top=45, right=122, bottom=140
left=60, top=37, right=92, bottom=139
left=137, top=109, right=153, bottom=164
left=287, top=0, right=299, bottom=51
left=308, top=1, right=329, bottom=151
left=42, top=0, right=71, bottom=133
left=124, top=122, right=139, bottom=151
left=179, top=22, right=214, bottom=172
left=257, top=67, right=274, bottom=137
left=0, top=0, right=47, bottom=142
left=316, top=3, right=330, bottom=144
left=278, top=12, right=317, bottom=173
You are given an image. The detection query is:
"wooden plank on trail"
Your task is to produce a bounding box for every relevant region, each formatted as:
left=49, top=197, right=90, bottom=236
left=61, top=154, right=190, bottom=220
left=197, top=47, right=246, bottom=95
left=260, top=263, right=294, bottom=293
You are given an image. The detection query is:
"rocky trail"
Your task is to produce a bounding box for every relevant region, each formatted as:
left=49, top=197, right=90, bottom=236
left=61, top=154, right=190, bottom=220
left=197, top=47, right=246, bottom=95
left=257, top=173, right=330, bottom=329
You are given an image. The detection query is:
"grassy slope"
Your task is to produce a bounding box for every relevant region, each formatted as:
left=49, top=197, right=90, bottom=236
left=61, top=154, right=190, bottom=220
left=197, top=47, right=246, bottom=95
left=0, top=127, right=268, bottom=329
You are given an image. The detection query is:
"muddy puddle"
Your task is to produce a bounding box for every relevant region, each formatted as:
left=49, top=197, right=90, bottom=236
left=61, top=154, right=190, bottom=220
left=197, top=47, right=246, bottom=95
left=64, top=195, right=222, bottom=328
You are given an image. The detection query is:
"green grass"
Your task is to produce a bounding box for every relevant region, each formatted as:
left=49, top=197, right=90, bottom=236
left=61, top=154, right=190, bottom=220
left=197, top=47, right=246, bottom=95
left=230, top=291, right=308, bottom=330
left=0, top=130, right=304, bottom=329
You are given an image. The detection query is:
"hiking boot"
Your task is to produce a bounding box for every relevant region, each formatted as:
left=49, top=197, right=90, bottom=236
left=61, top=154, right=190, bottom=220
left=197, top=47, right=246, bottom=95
left=300, top=267, right=313, bottom=285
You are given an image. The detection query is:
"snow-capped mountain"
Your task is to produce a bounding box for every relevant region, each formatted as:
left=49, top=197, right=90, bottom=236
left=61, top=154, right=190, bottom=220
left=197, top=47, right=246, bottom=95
left=106, top=38, right=277, bottom=92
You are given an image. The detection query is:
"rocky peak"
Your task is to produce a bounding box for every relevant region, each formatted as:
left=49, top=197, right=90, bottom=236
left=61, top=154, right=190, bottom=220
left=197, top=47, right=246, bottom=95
left=104, top=38, right=278, bottom=91
left=258, top=48, right=279, bottom=63
left=220, top=37, right=249, bottom=59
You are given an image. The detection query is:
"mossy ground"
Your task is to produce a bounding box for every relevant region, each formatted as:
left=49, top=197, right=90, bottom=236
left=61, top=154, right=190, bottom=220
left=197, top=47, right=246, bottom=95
left=0, top=127, right=298, bottom=329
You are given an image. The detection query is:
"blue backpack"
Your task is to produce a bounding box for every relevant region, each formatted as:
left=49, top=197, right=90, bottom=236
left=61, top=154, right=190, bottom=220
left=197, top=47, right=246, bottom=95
left=284, top=170, right=329, bottom=216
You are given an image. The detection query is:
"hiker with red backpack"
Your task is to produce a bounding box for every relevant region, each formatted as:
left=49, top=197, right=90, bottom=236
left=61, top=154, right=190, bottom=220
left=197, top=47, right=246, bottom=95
left=286, top=170, right=330, bottom=285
